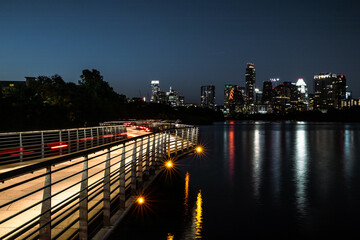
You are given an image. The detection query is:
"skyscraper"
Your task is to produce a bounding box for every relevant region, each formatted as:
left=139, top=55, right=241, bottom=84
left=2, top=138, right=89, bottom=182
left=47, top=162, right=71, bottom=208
left=313, top=73, right=346, bottom=110
left=201, top=85, right=215, bottom=109
left=262, top=81, right=273, bottom=105
left=295, top=78, right=308, bottom=106
left=245, top=63, right=256, bottom=105
left=224, top=84, right=243, bottom=114
left=150, top=80, right=160, bottom=102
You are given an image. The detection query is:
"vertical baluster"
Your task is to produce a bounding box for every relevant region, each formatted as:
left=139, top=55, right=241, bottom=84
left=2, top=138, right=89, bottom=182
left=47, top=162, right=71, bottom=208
left=156, top=133, right=161, bottom=166
left=145, top=135, right=150, bottom=177
left=175, top=130, right=178, bottom=155
left=67, top=130, right=71, bottom=154
left=138, top=138, right=144, bottom=184
left=187, top=128, right=190, bottom=150
left=97, top=128, right=100, bottom=146
left=151, top=134, right=156, bottom=173
left=131, top=140, right=137, bottom=192
left=41, top=132, right=45, bottom=158
left=103, top=149, right=111, bottom=226
left=79, top=155, right=89, bottom=240
left=119, top=143, right=126, bottom=208
left=90, top=128, right=93, bottom=148
left=191, top=128, right=195, bottom=147
left=76, top=129, right=79, bottom=152
left=84, top=129, right=87, bottom=149
left=19, top=133, right=23, bottom=162
left=58, top=131, right=62, bottom=155
left=181, top=129, right=184, bottom=152
left=39, top=166, right=51, bottom=240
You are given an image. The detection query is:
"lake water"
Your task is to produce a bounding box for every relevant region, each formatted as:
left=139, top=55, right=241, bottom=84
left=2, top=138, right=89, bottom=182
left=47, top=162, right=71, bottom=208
left=110, top=121, right=360, bottom=239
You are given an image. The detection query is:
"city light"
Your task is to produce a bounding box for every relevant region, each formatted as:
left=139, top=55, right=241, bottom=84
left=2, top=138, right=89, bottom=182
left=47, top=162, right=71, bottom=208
left=137, top=196, right=145, bottom=205
left=195, top=146, right=203, bottom=154
left=165, top=160, right=173, bottom=169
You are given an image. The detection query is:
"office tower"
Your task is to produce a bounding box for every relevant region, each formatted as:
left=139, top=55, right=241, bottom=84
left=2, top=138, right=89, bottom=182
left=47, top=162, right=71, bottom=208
left=273, top=82, right=298, bottom=112
left=332, top=74, right=346, bottom=109
left=245, top=63, right=256, bottom=105
left=314, top=73, right=346, bottom=110
left=224, top=84, right=243, bottom=114
left=166, top=86, right=181, bottom=107
left=255, top=88, right=262, bottom=104
left=262, top=81, right=273, bottom=105
left=150, top=80, right=160, bottom=102
left=201, top=85, right=215, bottom=109
left=295, top=78, right=308, bottom=106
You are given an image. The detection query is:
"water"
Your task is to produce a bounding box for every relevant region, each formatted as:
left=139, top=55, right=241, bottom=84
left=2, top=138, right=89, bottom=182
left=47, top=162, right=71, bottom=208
left=111, top=121, right=360, bottom=239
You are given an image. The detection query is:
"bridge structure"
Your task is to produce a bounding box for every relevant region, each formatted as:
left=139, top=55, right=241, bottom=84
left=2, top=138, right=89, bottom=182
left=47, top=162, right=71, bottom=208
left=0, top=122, right=199, bottom=239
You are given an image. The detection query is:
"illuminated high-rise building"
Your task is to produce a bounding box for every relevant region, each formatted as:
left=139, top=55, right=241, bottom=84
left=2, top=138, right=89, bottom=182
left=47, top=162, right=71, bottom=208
left=224, top=84, right=244, bottom=114
left=150, top=80, right=160, bottom=102
left=245, top=63, right=256, bottom=105
left=262, top=81, right=273, bottom=105
left=313, top=73, right=346, bottom=110
left=295, top=78, right=308, bottom=106
left=201, top=85, right=215, bottom=109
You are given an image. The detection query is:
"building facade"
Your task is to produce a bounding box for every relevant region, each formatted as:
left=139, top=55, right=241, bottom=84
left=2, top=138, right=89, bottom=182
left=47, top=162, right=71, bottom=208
left=201, top=85, right=215, bottom=109
left=313, top=73, right=346, bottom=110
left=245, top=63, right=256, bottom=105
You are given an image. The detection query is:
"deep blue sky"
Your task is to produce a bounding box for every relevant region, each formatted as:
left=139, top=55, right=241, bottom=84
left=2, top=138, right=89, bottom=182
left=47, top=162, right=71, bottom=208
left=1, top=0, right=359, bottom=104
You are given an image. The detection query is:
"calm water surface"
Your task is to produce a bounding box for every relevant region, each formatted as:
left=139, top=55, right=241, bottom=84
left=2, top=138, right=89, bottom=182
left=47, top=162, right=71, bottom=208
left=111, top=121, right=360, bottom=239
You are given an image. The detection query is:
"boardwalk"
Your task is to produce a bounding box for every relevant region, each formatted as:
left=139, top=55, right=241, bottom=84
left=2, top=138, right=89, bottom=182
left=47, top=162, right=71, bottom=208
left=0, top=125, right=198, bottom=239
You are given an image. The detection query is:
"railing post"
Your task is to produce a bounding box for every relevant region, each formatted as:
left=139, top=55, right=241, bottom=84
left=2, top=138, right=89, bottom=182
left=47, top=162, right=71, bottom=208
left=41, top=131, right=45, bottom=158
left=84, top=129, right=87, bottom=149
left=191, top=128, right=194, bottom=145
left=97, top=128, right=100, bottom=146
left=167, top=131, right=171, bottom=157
left=119, top=143, right=126, bottom=208
left=175, top=130, right=178, bottom=155
left=90, top=129, right=93, bottom=148
left=161, top=132, right=165, bottom=159
left=79, top=155, right=89, bottom=240
left=156, top=133, right=161, bottom=166
left=76, top=129, right=79, bottom=152
left=151, top=134, right=156, bottom=172
left=145, top=135, right=150, bottom=176
left=39, top=166, right=51, bottom=240
left=131, top=140, right=137, bottom=192
left=59, top=131, right=62, bottom=155
left=103, top=149, right=111, bottom=227
left=181, top=129, right=184, bottom=152
left=187, top=128, right=190, bottom=150
left=138, top=138, right=144, bottom=183
left=19, top=133, right=23, bottom=162
left=68, top=130, right=71, bottom=154
left=196, top=127, right=199, bottom=144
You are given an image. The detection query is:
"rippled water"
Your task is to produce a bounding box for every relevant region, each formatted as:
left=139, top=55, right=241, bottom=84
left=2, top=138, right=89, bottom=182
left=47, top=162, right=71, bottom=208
left=111, top=121, right=360, bottom=239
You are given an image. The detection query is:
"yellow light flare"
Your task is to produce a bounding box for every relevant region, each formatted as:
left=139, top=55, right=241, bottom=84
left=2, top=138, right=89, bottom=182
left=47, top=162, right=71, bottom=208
left=167, top=233, right=174, bottom=240
left=196, top=146, right=203, bottom=153
left=165, top=160, right=173, bottom=169
left=137, top=196, right=145, bottom=205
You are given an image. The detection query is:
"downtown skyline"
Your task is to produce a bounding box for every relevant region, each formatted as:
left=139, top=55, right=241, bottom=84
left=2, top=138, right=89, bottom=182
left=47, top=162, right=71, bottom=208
left=0, top=0, right=359, bottom=103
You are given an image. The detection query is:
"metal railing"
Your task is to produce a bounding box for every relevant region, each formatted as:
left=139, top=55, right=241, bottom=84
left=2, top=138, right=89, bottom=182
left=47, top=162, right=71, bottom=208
left=0, top=126, right=199, bottom=240
left=0, top=125, right=127, bottom=165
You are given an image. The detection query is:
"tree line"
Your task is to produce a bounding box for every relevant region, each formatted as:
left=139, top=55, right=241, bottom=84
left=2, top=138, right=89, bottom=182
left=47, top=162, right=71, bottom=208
left=0, top=69, right=223, bottom=131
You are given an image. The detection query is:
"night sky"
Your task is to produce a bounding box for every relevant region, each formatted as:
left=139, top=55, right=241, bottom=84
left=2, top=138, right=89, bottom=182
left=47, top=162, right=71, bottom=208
left=1, top=0, right=359, bottom=104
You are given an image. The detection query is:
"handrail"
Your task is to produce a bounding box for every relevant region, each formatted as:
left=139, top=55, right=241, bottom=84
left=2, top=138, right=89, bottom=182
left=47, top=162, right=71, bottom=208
left=0, top=125, right=199, bottom=240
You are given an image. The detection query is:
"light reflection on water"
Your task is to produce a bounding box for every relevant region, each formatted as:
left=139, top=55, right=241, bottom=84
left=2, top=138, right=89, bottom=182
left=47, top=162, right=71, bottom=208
left=195, top=190, right=203, bottom=239
left=121, top=122, right=360, bottom=239
left=182, top=122, right=360, bottom=238
left=295, top=128, right=308, bottom=217
left=184, top=172, right=189, bottom=215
